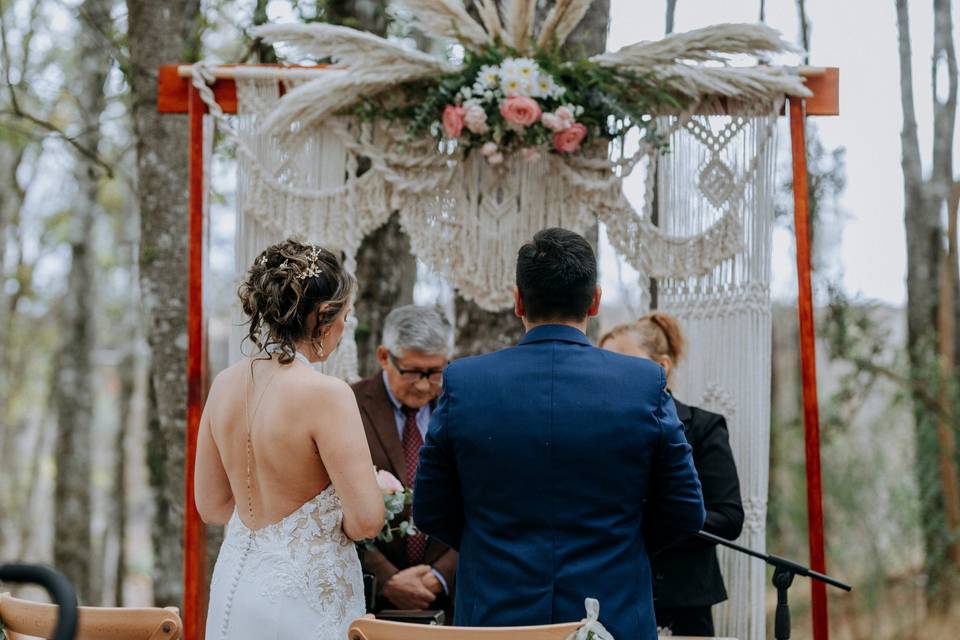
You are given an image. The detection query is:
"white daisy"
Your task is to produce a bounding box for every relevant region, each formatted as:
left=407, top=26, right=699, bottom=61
left=505, top=57, right=538, bottom=79
left=477, top=64, right=500, bottom=88
left=501, top=73, right=528, bottom=97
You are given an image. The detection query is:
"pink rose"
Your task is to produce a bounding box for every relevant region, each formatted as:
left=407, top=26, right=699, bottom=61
left=442, top=104, right=465, bottom=138
left=463, top=104, right=488, bottom=135
left=376, top=469, right=404, bottom=494
left=480, top=141, right=499, bottom=156
left=521, top=147, right=542, bottom=163
left=555, top=106, right=575, bottom=124
left=499, top=96, right=542, bottom=128
left=486, top=151, right=504, bottom=165
left=553, top=123, right=587, bottom=153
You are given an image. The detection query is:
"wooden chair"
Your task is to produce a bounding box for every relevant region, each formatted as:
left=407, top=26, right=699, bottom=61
left=0, top=593, right=182, bottom=640
left=347, top=617, right=585, bottom=640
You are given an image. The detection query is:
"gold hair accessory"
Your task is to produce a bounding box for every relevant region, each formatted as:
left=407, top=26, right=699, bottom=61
left=298, top=246, right=323, bottom=280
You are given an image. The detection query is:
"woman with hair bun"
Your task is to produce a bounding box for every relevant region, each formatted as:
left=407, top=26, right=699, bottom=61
left=196, top=239, right=384, bottom=640
left=601, top=312, right=744, bottom=637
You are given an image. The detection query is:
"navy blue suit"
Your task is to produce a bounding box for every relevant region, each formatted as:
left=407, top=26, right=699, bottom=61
left=413, top=325, right=705, bottom=639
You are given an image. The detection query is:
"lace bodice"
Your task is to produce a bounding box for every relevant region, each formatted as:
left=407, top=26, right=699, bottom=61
left=206, top=484, right=365, bottom=639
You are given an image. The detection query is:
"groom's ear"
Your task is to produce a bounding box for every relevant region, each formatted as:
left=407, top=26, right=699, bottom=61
left=513, top=286, right=525, bottom=318
left=587, top=285, right=602, bottom=317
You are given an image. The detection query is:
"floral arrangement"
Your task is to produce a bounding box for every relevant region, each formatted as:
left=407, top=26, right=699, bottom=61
left=436, top=54, right=588, bottom=162
left=356, top=44, right=683, bottom=163
left=254, top=2, right=808, bottom=163
left=362, top=469, right=417, bottom=549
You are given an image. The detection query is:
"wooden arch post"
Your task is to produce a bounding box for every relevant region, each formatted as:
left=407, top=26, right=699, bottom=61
left=158, top=65, right=839, bottom=640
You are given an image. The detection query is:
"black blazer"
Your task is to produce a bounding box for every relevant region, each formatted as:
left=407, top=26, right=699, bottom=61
left=650, top=400, right=744, bottom=608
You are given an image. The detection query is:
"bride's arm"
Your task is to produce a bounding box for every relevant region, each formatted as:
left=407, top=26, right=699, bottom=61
left=195, top=398, right=235, bottom=525
left=310, top=378, right=385, bottom=541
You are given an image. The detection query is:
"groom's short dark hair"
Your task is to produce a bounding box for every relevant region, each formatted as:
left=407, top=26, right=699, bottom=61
left=516, top=228, right=597, bottom=323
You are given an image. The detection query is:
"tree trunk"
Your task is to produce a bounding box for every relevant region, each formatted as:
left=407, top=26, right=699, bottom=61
left=454, top=1, right=611, bottom=354
left=126, top=0, right=201, bottom=607
left=50, top=0, right=112, bottom=603
left=895, top=0, right=959, bottom=606
left=796, top=0, right=811, bottom=64
left=355, top=214, right=416, bottom=373
left=665, top=0, right=677, bottom=36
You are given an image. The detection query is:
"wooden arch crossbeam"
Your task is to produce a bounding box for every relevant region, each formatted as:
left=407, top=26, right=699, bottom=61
left=155, top=64, right=839, bottom=640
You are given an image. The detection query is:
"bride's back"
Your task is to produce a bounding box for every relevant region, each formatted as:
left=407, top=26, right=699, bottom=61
left=205, top=357, right=338, bottom=529
left=194, top=239, right=383, bottom=541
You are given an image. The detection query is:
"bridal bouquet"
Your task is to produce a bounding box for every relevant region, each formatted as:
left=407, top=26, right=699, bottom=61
left=363, top=469, right=417, bottom=548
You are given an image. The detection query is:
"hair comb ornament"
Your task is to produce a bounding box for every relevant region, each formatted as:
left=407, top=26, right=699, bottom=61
left=297, top=246, right=323, bottom=280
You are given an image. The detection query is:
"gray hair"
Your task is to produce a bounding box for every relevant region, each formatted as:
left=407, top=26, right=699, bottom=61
left=381, top=305, right=454, bottom=357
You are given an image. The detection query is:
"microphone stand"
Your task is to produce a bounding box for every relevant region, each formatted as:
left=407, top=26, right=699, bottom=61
left=695, top=531, right=852, bottom=640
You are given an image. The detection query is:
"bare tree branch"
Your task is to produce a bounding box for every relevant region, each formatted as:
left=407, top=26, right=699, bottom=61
left=895, top=0, right=923, bottom=188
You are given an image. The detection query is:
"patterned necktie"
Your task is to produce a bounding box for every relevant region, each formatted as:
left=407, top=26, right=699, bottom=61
left=401, top=406, right=428, bottom=565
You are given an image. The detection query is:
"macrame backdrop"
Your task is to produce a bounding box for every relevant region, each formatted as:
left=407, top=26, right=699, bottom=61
left=190, top=18, right=805, bottom=639
left=655, top=104, right=781, bottom=640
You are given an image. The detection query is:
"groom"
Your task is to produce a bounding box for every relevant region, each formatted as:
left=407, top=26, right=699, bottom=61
left=413, top=228, right=705, bottom=639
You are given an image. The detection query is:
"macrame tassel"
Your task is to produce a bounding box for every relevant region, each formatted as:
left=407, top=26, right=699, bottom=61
left=657, top=102, right=781, bottom=640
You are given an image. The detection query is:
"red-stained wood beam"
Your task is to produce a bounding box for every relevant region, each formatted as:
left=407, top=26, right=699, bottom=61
left=184, top=84, right=208, bottom=640
left=158, top=64, right=840, bottom=117
left=789, top=95, right=829, bottom=640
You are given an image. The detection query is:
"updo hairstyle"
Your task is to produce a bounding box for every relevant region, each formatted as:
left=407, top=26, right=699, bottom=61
left=237, top=239, right=354, bottom=364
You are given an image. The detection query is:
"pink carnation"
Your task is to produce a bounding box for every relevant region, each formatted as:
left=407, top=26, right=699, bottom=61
left=376, top=469, right=404, bottom=494
left=541, top=112, right=565, bottom=132
left=442, top=104, right=465, bottom=138
left=555, top=106, right=575, bottom=124
left=499, top=96, right=542, bottom=128
left=553, top=123, right=587, bottom=153
left=463, top=104, right=489, bottom=134
left=487, top=151, right=505, bottom=165
left=480, top=141, right=499, bottom=156
left=521, top=147, right=542, bottom=163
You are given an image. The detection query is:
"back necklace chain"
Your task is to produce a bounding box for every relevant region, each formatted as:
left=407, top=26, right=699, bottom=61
left=242, top=360, right=282, bottom=526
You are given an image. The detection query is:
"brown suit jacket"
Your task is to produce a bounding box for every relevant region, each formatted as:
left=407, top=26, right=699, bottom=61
left=352, top=373, right=458, bottom=609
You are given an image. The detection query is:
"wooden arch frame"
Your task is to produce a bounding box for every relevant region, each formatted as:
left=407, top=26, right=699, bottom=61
left=156, top=64, right=840, bottom=640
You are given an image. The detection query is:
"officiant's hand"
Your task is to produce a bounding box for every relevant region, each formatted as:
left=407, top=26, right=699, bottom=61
left=421, top=569, right=443, bottom=596
left=382, top=565, right=436, bottom=609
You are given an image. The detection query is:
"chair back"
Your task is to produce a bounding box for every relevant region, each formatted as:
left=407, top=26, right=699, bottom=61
left=0, top=593, right=182, bottom=640
left=346, top=617, right=584, bottom=640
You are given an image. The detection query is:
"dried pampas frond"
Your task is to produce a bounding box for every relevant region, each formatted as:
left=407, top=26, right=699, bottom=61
left=395, top=0, right=490, bottom=48
left=593, top=23, right=798, bottom=68
left=503, top=0, right=537, bottom=54
left=653, top=65, right=811, bottom=102
left=251, top=23, right=452, bottom=74
left=474, top=0, right=504, bottom=41
left=261, top=64, right=434, bottom=133
left=537, top=0, right=594, bottom=49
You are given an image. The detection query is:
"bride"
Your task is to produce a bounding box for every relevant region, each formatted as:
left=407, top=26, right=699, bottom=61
left=195, top=240, right=384, bottom=639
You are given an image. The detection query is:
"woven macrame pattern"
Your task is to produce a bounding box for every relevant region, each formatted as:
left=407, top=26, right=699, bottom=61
left=197, top=65, right=782, bottom=640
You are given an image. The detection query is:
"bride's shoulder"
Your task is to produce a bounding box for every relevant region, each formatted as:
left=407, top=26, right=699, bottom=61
left=287, top=366, right=355, bottom=405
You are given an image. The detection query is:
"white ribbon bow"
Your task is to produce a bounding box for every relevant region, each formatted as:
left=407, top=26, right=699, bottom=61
left=565, top=598, right=615, bottom=640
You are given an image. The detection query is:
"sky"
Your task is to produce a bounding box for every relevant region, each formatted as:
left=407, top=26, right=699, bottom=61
left=603, top=0, right=947, bottom=306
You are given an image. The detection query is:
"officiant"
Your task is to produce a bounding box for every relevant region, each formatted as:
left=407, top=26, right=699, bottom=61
left=352, top=305, right=458, bottom=616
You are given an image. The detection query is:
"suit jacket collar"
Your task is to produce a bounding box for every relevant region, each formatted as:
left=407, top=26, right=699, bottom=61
left=672, top=397, right=693, bottom=423
left=361, top=373, right=408, bottom=480
left=518, top=324, right=592, bottom=347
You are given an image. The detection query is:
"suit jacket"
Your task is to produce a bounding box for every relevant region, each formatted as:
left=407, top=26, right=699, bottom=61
left=650, top=400, right=744, bottom=608
left=412, top=325, right=705, bottom=640
left=351, top=373, right=458, bottom=610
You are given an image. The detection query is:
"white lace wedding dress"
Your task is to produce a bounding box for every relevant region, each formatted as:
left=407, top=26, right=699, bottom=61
left=205, top=484, right=367, bottom=639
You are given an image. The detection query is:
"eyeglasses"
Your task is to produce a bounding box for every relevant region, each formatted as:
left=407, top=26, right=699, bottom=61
left=388, top=352, right=444, bottom=386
